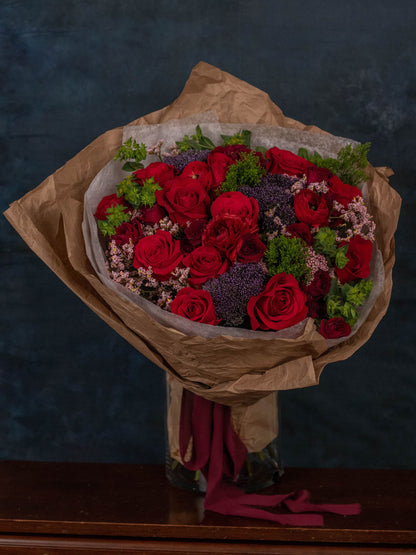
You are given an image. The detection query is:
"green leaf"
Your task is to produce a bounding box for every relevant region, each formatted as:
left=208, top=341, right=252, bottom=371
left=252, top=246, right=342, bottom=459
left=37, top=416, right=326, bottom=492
left=335, top=245, right=350, bottom=269
left=122, top=161, right=143, bottom=172
left=313, top=227, right=338, bottom=259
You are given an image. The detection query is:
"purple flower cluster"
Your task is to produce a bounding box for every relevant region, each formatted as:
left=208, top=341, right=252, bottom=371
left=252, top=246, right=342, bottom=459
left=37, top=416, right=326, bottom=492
left=203, top=263, right=268, bottom=326
left=239, top=175, right=296, bottom=232
left=162, top=149, right=210, bottom=172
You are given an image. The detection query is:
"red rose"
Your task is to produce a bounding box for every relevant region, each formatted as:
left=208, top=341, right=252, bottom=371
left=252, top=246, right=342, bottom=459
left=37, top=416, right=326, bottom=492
left=286, top=222, right=314, bottom=246
left=237, top=233, right=266, bottom=263
left=306, top=298, right=327, bottom=319
left=320, top=317, right=351, bottom=339
left=133, top=162, right=177, bottom=187
left=327, top=175, right=362, bottom=208
left=155, top=177, right=211, bottom=226
left=247, top=273, right=308, bottom=331
left=294, top=189, right=329, bottom=227
left=202, top=214, right=251, bottom=262
left=207, top=151, right=235, bottom=189
left=184, top=219, right=208, bottom=248
left=140, top=204, right=167, bottom=225
left=183, top=246, right=228, bottom=287
left=112, top=221, right=141, bottom=246
left=170, top=288, right=220, bottom=325
left=210, top=192, right=259, bottom=232
left=212, top=145, right=267, bottom=168
left=265, top=147, right=313, bottom=177
left=180, top=161, right=214, bottom=191
left=307, top=270, right=331, bottom=298
left=335, top=236, right=373, bottom=284
left=211, top=144, right=251, bottom=160
left=94, top=194, right=128, bottom=220
left=306, top=166, right=333, bottom=184
left=133, top=230, right=183, bottom=281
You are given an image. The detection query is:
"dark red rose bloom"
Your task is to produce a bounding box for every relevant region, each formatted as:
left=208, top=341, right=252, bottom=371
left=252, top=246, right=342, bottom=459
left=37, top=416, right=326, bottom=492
left=180, top=161, right=214, bottom=191
left=112, top=221, right=141, bottom=246
left=327, top=175, right=362, bottom=208
left=237, top=233, right=267, bottom=263
left=155, top=177, right=211, bottom=226
left=94, top=194, right=128, bottom=220
left=307, top=270, right=332, bottom=298
left=285, top=222, right=314, bottom=246
left=202, top=214, right=252, bottom=262
left=247, top=272, right=308, bottom=331
left=207, top=151, right=235, bottom=189
left=184, top=219, right=208, bottom=248
left=265, top=147, right=313, bottom=177
left=140, top=204, right=167, bottom=225
left=210, top=191, right=259, bottom=233
left=335, top=236, right=373, bottom=284
left=170, top=288, right=220, bottom=326
left=133, top=162, right=177, bottom=187
left=306, top=166, right=333, bottom=184
left=294, top=188, right=329, bottom=227
left=211, top=144, right=252, bottom=160
left=306, top=298, right=327, bottom=319
left=133, top=230, right=183, bottom=281
left=183, top=246, right=228, bottom=287
left=320, top=317, right=352, bottom=339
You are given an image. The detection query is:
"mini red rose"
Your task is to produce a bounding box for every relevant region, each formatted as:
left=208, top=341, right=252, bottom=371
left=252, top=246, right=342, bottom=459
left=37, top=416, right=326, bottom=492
left=237, top=233, right=266, bottom=263
left=170, top=288, right=220, bottom=325
left=266, top=147, right=313, bottom=177
left=320, top=317, right=352, bottom=339
left=247, top=272, right=308, bottom=331
left=112, top=221, right=141, bottom=246
left=133, top=162, right=177, bottom=187
left=140, top=204, right=167, bottom=225
left=133, top=230, right=183, bottom=281
left=180, top=161, right=214, bottom=191
left=327, top=175, right=362, bottom=208
left=202, top=214, right=251, bottom=262
left=183, top=246, right=228, bottom=287
left=94, top=194, right=128, bottom=220
left=285, top=222, right=314, bottom=246
left=294, top=188, right=329, bottom=228
left=210, top=192, right=259, bottom=233
left=335, top=236, right=373, bottom=284
left=207, top=151, right=235, bottom=189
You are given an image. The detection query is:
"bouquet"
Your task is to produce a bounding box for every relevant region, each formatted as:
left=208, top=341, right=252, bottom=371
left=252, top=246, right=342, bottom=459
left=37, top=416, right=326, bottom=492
left=5, top=62, right=401, bottom=527
left=92, top=124, right=378, bottom=343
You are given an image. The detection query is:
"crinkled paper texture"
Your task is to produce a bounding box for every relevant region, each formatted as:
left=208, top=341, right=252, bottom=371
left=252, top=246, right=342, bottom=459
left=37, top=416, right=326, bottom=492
left=4, top=62, right=401, bottom=453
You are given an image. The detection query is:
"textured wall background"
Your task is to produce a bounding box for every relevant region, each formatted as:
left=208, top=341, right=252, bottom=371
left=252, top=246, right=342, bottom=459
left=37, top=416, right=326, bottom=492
left=1, top=0, right=415, bottom=468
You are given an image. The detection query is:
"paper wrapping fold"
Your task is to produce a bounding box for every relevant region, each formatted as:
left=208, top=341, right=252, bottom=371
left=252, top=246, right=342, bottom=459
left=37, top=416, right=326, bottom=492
left=4, top=62, right=401, bottom=454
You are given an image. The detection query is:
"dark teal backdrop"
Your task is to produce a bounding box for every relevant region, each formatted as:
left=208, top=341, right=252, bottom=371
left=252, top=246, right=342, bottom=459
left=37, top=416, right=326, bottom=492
left=1, top=0, right=415, bottom=468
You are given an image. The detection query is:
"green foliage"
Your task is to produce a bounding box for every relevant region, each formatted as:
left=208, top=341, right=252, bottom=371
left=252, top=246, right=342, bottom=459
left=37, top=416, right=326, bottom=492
left=175, top=125, right=215, bottom=152
left=97, top=204, right=130, bottom=236
left=335, top=244, right=349, bottom=269
left=313, top=227, right=338, bottom=258
left=344, top=279, right=373, bottom=306
left=326, top=278, right=373, bottom=326
left=297, top=142, right=371, bottom=187
left=265, top=236, right=310, bottom=283
left=114, top=137, right=148, bottom=171
left=220, top=151, right=265, bottom=193
left=117, top=175, right=161, bottom=209
left=220, top=129, right=251, bottom=147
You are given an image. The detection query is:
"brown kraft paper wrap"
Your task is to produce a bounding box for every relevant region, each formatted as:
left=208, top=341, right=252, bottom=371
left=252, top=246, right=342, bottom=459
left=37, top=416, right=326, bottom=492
left=4, top=62, right=401, bottom=456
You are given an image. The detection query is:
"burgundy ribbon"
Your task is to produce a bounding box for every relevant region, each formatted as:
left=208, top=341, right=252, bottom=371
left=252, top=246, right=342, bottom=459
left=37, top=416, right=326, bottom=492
left=179, top=389, right=361, bottom=526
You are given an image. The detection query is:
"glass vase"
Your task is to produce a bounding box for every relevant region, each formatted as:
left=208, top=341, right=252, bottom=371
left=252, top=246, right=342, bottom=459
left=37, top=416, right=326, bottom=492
left=165, top=374, right=283, bottom=494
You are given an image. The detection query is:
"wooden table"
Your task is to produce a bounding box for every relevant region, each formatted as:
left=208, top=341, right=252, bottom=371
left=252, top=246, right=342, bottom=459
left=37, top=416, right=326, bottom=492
left=0, top=461, right=415, bottom=554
